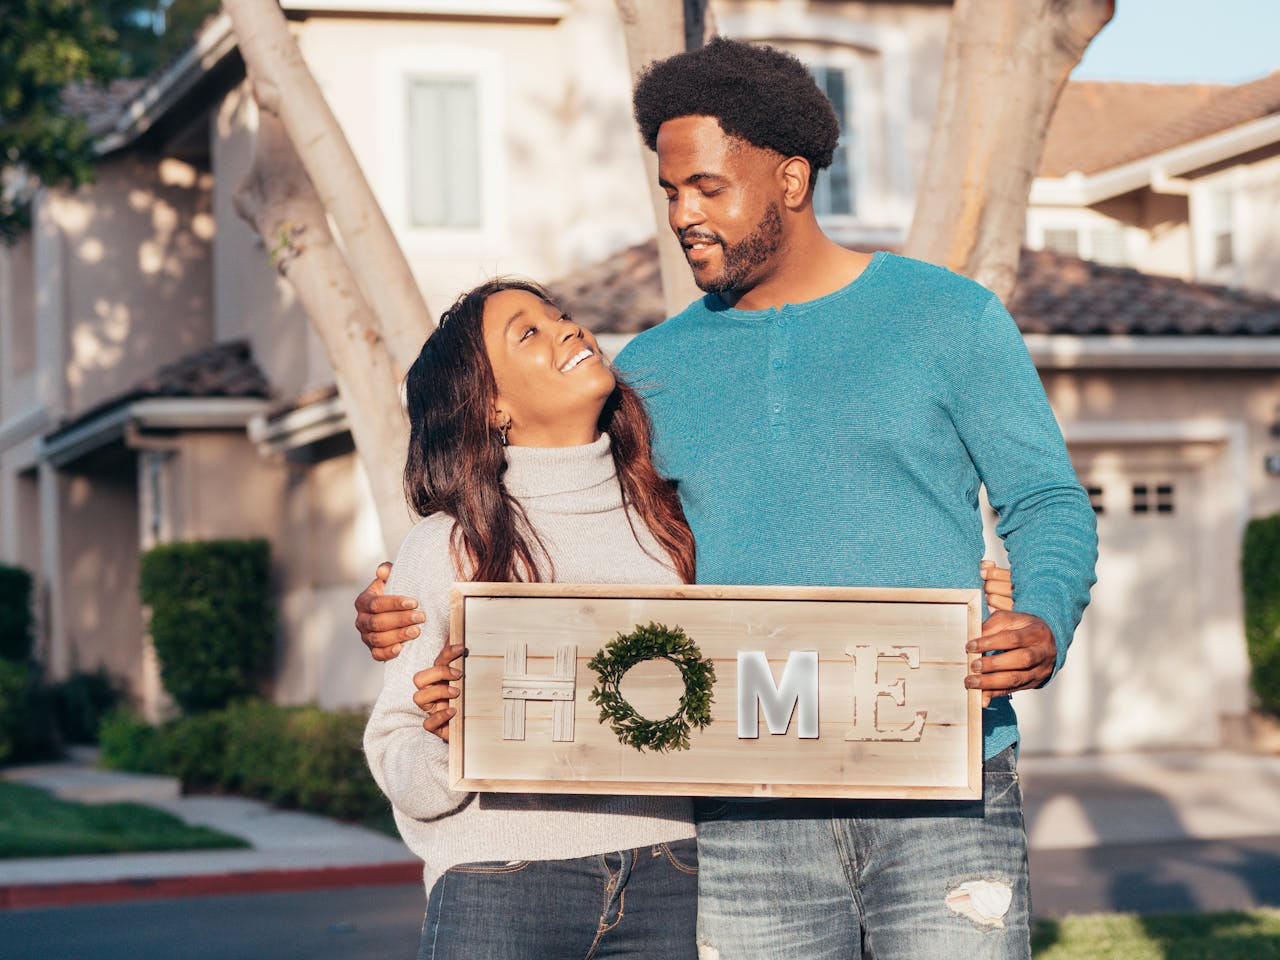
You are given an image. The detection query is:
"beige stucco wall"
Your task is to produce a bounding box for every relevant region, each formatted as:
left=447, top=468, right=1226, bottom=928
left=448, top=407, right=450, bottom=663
left=53, top=467, right=143, bottom=689
left=50, top=155, right=215, bottom=419
left=1045, top=368, right=1280, bottom=517
left=211, top=84, right=322, bottom=402
left=0, top=234, right=37, bottom=392
left=1235, top=149, right=1280, bottom=298
left=272, top=448, right=386, bottom=709
left=289, top=0, right=654, bottom=316
left=161, top=432, right=290, bottom=544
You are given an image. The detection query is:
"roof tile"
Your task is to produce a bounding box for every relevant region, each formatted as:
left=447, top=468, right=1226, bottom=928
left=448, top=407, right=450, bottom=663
left=558, top=240, right=1280, bottom=338
left=1041, top=72, right=1280, bottom=177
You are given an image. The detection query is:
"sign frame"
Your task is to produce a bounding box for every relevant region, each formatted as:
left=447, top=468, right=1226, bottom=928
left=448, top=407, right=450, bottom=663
left=448, top=582, right=983, bottom=800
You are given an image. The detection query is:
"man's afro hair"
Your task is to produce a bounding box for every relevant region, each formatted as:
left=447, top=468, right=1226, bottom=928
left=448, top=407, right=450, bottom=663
left=633, top=37, right=840, bottom=172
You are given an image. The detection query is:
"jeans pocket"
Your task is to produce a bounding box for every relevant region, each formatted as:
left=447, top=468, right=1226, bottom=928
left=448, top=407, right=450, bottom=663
left=658, top=838, right=699, bottom=875
left=983, top=744, right=1021, bottom=804
left=445, top=859, right=532, bottom=875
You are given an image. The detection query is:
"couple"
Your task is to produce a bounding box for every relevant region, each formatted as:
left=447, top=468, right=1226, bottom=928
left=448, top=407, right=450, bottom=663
left=358, top=37, right=1097, bottom=960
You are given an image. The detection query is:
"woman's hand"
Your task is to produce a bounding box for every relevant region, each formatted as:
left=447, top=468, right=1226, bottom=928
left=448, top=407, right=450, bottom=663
left=413, top=643, right=465, bottom=740
left=980, top=560, right=1013, bottom=611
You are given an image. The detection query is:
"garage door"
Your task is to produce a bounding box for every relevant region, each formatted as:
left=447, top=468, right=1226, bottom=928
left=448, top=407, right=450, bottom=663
left=1014, top=442, right=1219, bottom=754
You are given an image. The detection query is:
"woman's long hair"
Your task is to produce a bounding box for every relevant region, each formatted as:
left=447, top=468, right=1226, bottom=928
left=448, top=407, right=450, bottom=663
left=403, top=278, right=696, bottom=584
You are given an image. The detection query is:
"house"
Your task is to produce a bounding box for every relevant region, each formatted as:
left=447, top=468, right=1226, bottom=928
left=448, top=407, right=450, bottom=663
left=0, top=0, right=1277, bottom=756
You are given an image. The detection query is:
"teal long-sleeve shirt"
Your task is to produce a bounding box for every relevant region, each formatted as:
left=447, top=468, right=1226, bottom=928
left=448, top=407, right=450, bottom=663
left=615, top=251, right=1098, bottom=760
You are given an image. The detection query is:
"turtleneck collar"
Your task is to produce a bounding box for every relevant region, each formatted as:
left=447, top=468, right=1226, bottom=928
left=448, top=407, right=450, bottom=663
left=501, top=433, right=622, bottom=513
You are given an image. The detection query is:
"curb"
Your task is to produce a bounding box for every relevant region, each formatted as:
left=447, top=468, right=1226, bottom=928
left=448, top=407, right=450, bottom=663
left=0, top=861, right=422, bottom=911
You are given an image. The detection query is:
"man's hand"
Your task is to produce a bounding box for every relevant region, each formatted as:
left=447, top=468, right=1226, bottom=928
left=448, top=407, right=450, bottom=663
left=413, top=644, right=464, bottom=740
left=354, top=561, right=424, bottom=662
left=965, top=611, right=1056, bottom=707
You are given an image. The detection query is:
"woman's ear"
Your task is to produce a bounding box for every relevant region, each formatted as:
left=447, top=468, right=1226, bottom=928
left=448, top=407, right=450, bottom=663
left=491, top=407, right=513, bottom=446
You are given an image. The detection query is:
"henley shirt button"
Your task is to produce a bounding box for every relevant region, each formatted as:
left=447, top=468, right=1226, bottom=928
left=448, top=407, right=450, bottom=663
left=772, top=404, right=782, bottom=413
left=772, top=358, right=784, bottom=369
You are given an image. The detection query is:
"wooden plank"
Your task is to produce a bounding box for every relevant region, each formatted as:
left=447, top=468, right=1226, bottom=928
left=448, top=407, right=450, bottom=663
left=449, top=584, right=982, bottom=800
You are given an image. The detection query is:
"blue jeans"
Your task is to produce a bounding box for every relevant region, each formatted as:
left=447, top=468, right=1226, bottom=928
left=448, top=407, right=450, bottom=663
left=693, top=746, right=1030, bottom=960
left=419, top=838, right=699, bottom=960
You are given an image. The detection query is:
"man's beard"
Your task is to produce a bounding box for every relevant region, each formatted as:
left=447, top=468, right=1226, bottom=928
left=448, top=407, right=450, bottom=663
left=683, top=202, right=783, bottom=294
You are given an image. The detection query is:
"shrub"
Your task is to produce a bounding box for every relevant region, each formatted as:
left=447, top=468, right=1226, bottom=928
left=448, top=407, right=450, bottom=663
left=139, top=539, right=275, bottom=714
left=52, top=669, right=126, bottom=744
left=1244, top=514, right=1280, bottom=715
left=0, top=564, right=34, bottom=663
left=99, top=699, right=389, bottom=824
left=0, top=661, right=61, bottom=766
left=99, top=707, right=168, bottom=774
left=0, top=660, right=26, bottom=764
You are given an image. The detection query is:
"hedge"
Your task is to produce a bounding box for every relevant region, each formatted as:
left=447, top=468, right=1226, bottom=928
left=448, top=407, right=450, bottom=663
left=0, top=660, right=61, bottom=766
left=100, top=699, right=390, bottom=825
left=139, top=539, right=274, bottom=713
left=0, top=564, right=34, bottom=663
left=1244, top=514, right=1280, bottom=715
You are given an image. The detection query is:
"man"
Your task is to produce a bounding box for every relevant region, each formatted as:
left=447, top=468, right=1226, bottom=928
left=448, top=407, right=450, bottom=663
left=356, top=38, right=1096, bottom=959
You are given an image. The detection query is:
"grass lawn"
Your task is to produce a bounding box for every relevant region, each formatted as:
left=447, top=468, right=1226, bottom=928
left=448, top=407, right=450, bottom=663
left=1032, top=909, right=1280, bottom=959
left=0, top=781, right=249, bottom=859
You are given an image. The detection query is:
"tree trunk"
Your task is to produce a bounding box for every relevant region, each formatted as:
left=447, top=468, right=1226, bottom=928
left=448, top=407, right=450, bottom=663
left=905, top=0, right=1114, bottom=301
left=234, top=108, right=414, bottom=552
left=222, top=0, right=432, bottom=376
left=615, top=0, right=716, bottom=318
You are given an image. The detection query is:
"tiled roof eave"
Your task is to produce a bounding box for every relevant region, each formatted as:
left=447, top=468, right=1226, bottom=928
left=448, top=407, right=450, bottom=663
left=1024, top=333, right=1280, bottom=370
left=1032, top=111, right=1280, bottom=206
left=39, top=396, right=271, bottom=468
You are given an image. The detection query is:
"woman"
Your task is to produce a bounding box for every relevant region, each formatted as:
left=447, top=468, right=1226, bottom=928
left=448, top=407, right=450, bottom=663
left=363, top=278, right=700, bottom=960
left=364, top=277, right=1017, bottom=959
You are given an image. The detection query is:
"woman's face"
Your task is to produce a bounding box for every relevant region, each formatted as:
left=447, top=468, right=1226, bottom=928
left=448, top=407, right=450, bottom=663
left=481, top=288, right=616, bottom=447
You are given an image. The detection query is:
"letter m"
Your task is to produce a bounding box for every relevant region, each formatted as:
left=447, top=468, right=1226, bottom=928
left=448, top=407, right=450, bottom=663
left=737, top=651, right=819, bottom=739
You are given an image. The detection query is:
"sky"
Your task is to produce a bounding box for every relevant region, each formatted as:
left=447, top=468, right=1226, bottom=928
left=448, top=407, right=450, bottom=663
left=1071, top=0, right=1280, bottom=84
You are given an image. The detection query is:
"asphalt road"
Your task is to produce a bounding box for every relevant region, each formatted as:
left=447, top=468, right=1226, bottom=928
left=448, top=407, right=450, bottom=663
left=4, top=836, right=1280, bottom=959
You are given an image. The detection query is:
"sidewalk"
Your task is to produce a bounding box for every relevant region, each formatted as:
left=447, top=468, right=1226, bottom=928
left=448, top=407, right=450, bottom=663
left=3, top=748, right=1279, bottom=910
left=0, top=749, right=419, bottom=909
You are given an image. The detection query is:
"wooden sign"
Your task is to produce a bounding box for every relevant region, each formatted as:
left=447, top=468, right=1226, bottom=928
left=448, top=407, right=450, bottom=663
left=448, top=583, right=983, bottom=800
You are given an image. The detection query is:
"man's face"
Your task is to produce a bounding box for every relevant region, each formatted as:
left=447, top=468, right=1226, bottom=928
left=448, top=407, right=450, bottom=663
left=656, top=115, right=784, bottom=295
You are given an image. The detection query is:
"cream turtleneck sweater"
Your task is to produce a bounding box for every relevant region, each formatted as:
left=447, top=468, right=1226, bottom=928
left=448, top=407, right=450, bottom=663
left=363, top=434, right=696, bottom=894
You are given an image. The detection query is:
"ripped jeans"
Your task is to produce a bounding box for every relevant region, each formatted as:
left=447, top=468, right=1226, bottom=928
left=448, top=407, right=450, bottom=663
left=692, top=745, right=1029, bottom=960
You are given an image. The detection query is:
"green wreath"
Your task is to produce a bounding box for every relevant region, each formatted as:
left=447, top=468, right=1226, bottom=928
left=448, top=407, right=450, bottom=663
left=587, top=622, right=716, bottom=753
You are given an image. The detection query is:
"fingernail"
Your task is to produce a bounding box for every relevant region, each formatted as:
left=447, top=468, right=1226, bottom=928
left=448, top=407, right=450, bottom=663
left=965, top=676, right=979, bottom=688
left=449, top=668, right=462, bottom=679
left=965, top=641, right=977, bottom=652
left=407, top=627, right=420, bottom=638
left=391, top=644, right=402, bottom=655
left=448, top=686, right=458, bottom=696
left=401, top=599, right=417, bottom=609
left=971, top=659, right=983, bottom=672
left=413, top=612, right=426, bottom=623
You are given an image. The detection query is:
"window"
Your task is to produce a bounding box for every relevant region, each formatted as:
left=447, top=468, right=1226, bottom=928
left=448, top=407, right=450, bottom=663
left=1043, top=228, right=1080, bottom=257
left=406, top=77, right=480, bottom=229
left=377, top=45, right=505, bottom=247
left=1086, top=484, right=1105, bottom=515
left=1088, top=227, right=1128, bottom=267
left=1132, top=481, right=1174, bottom=515
left=1038, top=225, right=1128, bottom=266
left=1210, top=187, right=1234, bottom=268
left=808, top=65, right=856, bottom=218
